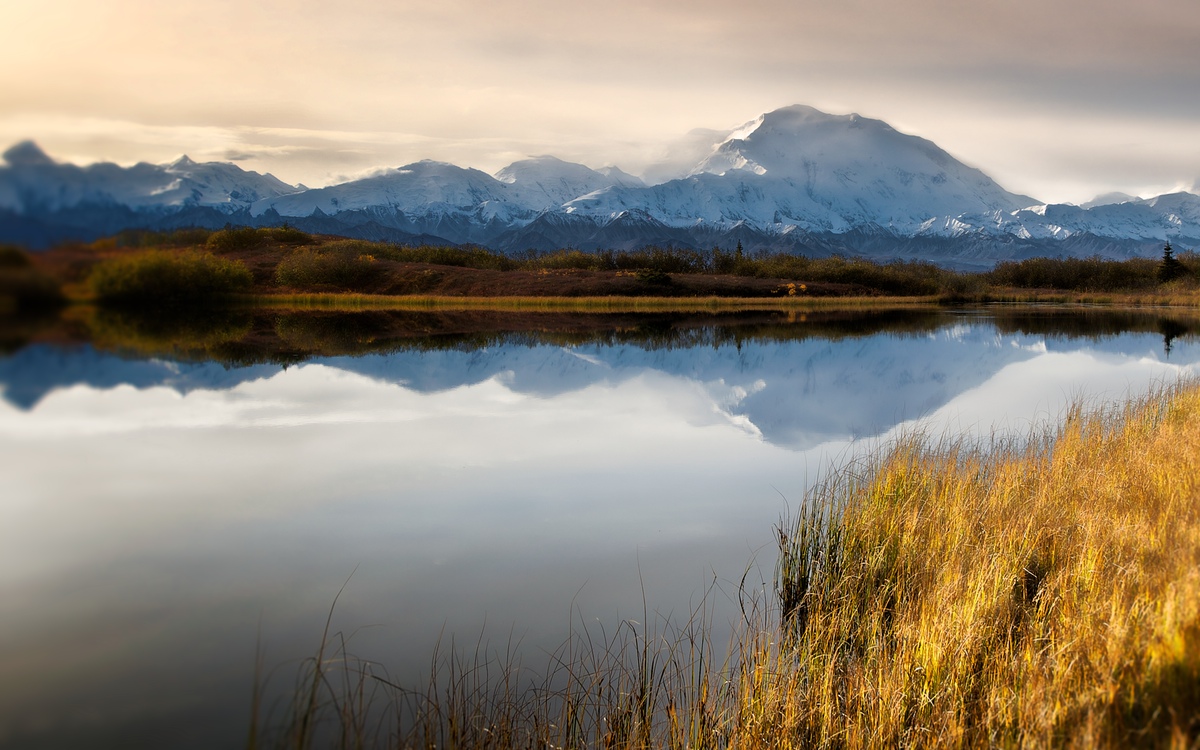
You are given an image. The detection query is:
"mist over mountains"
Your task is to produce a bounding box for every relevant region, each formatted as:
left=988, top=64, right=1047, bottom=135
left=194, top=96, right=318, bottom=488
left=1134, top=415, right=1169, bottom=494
left=3, top=105, right=1198, bottom=267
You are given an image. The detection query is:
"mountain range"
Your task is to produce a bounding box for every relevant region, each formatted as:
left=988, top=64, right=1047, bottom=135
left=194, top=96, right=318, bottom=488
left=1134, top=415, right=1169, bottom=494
left=3, top=104, right=1198, bottom=267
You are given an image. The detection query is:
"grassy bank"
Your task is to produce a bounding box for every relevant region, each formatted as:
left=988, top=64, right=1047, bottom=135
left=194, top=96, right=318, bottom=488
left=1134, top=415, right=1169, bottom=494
left=19, top=228, right=1200, bottom=310
left=772, top=384, right=1200, bottom=747
left=233, top=292, right=940, bottom=313
left=254, top=383, right=1200, bottom=749
left=238, top=290, right=1200, bottom=313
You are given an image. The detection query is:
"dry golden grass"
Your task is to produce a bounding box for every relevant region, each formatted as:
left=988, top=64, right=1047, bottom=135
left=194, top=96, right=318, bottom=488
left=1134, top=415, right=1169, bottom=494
left=983, top=289, right=1200, bottom=308
left=772, top=382, right=1200, bottom=748
left=255, top=383, right=1200, bottom=749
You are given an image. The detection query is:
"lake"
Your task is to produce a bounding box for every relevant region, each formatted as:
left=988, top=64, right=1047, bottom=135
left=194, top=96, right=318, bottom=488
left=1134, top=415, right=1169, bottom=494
left=1, top=305, right=1197, bottom=749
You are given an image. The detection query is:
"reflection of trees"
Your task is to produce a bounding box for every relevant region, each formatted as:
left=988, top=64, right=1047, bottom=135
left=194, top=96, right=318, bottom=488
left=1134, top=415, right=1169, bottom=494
left=1158, top=318, right=1190, bottom=357
left=990, top=309, right=1199, bottom=342
left=12, top=305, right=1200, bottom=366
left=988, top=308, right=1200, bottom=358
left=0, top=310, right=62, bottom=355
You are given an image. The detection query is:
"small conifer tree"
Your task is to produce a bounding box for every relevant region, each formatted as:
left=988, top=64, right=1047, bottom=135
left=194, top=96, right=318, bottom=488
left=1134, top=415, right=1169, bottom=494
left=1158, top=242, right=1188, bottom=283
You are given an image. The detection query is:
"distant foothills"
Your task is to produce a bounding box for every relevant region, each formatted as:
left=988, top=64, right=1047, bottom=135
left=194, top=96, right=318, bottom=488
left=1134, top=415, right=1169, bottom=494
left=2, top=105, right=1198, bottom=267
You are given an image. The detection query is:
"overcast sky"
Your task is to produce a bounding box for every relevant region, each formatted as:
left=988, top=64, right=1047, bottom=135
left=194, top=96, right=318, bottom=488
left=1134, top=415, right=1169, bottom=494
left=2, top=0, right=1198, bottom=204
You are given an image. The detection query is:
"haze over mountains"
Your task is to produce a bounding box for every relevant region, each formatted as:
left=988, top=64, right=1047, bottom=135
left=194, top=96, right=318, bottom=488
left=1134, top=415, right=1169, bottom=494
left=2, top=105, right=1198, bottom=266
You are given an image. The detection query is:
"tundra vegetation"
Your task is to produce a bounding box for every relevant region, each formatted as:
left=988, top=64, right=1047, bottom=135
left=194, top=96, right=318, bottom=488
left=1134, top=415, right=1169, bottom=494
left=250, top=382, right=1200, bottom=749
left=87, top=248, right=252, bottom=307
left=0, top=244, right=66, bottom=313
left=5, top=227, right=1198, bottom=311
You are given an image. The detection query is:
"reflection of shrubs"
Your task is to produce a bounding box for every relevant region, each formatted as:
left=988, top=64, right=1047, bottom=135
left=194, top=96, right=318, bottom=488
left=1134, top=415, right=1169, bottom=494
left=274, top=312, right=396, bottom=354
left=88, top=307, right=252, bottom=357
left=88, top=250, right=253, bottom=307
left=0, top=245, right=66, bottom=313
left=275, top=245, right=382, bottom=290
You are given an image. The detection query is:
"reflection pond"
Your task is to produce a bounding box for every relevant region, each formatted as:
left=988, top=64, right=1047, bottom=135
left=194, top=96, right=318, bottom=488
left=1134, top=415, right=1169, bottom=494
left=1, top=305, right=1199, bottom=749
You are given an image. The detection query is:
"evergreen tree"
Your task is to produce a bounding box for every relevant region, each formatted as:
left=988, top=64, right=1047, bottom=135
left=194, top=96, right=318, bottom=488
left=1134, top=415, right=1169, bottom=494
left=1158, top=242, right=1188, bottom=283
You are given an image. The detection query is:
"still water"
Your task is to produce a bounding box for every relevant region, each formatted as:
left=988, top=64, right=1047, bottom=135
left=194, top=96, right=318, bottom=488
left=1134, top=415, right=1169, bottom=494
left=1, top=307, right=1197, bottom=748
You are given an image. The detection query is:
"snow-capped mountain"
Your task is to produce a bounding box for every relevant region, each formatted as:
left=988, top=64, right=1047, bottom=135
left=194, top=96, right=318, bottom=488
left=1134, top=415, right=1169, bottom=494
left=992, top=192, right=1200, bottom=243
left=0, top=141, right=298, bottom=213
left=248, top=155, right=651, bottom=244
left=3, top=105, right=1200, bottom=263
left=0, top=141, right=303, bottom=247
left=686, top=105, right=1034, bottom=226
left=496, top=155, right=644, bottom=206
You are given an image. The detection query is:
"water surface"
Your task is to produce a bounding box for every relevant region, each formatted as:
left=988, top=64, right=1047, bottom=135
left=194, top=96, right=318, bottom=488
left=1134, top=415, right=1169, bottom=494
left=1, top=306, right=1197, bottom=748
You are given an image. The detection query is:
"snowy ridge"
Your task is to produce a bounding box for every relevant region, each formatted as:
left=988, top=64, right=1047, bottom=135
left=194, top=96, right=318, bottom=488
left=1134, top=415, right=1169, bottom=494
left=250, top=160, right=534, bottom=224
left=495, top=155, right=644, bottom=206
left=0, top=141, right=299, bottom=213
left=4, top=105, right=1200, bottom=260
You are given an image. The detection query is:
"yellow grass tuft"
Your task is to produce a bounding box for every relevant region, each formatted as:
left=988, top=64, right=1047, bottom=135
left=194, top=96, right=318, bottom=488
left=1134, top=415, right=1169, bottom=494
left=774, top=383, right=1200, bottom=748
left=256, top=383, right=1200, bottom=749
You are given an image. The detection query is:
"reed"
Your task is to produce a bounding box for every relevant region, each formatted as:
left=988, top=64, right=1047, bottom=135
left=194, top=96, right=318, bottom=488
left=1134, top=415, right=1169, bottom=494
left=775, top=382, right=1200, bottom=747
left=253, top=383, right=1200, bottom=749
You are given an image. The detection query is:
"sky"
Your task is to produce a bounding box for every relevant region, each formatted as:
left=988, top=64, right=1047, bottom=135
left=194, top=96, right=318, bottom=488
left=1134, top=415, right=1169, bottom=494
left=2, top=0, right=1198, bottom=205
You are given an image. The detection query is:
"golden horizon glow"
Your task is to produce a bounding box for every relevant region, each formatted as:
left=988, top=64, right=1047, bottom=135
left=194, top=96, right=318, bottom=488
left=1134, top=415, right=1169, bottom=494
left=2, top=0, right=1199, bottom=204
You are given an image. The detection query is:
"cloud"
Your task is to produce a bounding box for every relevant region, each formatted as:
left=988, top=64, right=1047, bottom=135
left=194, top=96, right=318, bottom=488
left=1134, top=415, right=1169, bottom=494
left=2, top=0, right=1198, bottom=201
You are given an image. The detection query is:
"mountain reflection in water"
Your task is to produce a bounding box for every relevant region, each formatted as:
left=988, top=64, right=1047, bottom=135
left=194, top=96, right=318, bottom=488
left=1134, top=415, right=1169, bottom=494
left=0, top=306, right=1198, bottom=749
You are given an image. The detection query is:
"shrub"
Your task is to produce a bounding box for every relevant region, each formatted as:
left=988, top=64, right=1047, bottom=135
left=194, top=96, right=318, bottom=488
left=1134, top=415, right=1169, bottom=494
left=523, top=249, right=601, bottom=271
left=206, top=226, right=267, bottom=252
left=88, top=250, right=253, bottom=307
left=635, top=268, right=672, bottom=284
left=202, top=226, right=316, bottom=251
left=275, top=246, right=382, bottom=290
left=987, top=256, right=1158, bottom=291
left=745, top=254, right=947, bottom=295
left=609, top=246, right=709, bottom=274
left=0, top=245, right=67, bottom=312
left=376, top=244, right=517, bottom=270
left=262, top=225, right=315, bottom=246
left=0, top=244, right=34, bottom=269
left=112, top=228, right=214, bottom=249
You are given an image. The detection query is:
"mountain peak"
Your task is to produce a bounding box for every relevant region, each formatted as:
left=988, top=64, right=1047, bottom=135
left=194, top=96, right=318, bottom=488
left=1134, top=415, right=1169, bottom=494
left=397, top=159, right=465, bottom=173
left=1080, top=191, right=1138, bottom=209
left=3, top=140, right=55, bottom=167
left=167, top=155, right=197, bottom=170
left=493, top=155, right=589, bottom=184
left=596, top=165, right=644, bottom=187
